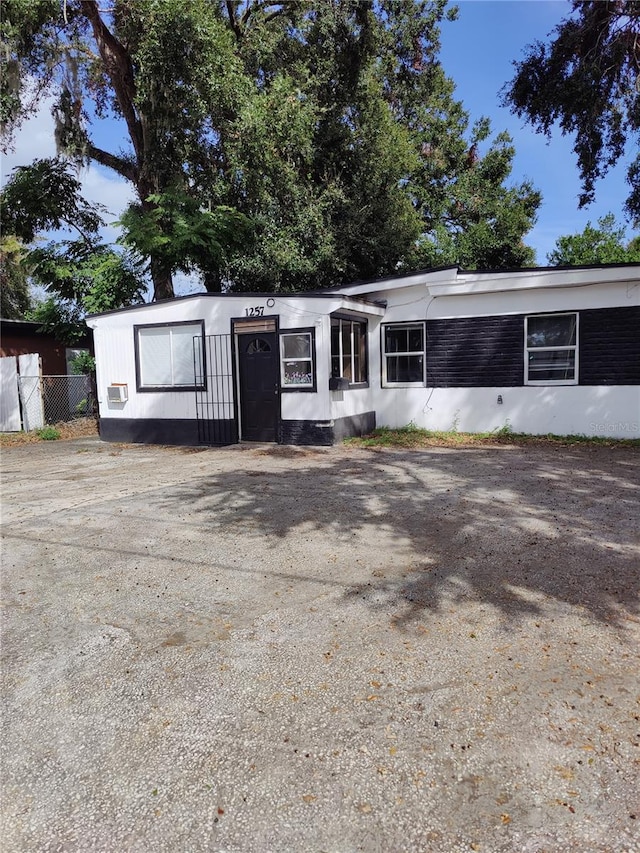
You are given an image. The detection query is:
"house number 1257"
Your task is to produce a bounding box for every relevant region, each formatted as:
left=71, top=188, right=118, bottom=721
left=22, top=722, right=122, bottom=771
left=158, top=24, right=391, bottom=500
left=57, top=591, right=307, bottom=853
left=244, top=306, right=264, bottom=317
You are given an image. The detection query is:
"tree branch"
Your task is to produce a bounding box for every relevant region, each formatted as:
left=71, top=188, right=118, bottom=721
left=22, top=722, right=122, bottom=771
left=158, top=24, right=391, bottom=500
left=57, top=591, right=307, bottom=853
left=226, top=1, right=243, bottom=40
left=241, top=1, right=287, bottom=28
left=61, top=219, right=96, bottom=244
left=87, top=143, right=137, bottom=183
left=80, top=1, right=144, bottom=166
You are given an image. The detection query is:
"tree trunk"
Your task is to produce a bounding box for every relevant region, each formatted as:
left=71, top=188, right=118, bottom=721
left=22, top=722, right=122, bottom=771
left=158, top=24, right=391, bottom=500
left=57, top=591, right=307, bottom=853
left=201, top=268, right=223, bottom=293
left=150, top=256, right=174, bottom=301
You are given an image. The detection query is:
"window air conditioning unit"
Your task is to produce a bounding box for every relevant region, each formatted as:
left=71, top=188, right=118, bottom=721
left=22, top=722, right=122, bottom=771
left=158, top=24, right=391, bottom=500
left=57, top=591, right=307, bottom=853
left=107, top=384, right=128, bottom=403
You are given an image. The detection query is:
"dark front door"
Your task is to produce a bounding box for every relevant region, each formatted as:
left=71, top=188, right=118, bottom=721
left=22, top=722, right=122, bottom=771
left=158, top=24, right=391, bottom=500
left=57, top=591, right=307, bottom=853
left=237, top=333, right=279, bottom=441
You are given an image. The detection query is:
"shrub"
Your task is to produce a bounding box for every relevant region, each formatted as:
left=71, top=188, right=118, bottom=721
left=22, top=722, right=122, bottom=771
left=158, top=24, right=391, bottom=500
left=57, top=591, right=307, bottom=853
left=70, top=352, right=96, bottom=375
left=36, top=426, right=61, bottom=441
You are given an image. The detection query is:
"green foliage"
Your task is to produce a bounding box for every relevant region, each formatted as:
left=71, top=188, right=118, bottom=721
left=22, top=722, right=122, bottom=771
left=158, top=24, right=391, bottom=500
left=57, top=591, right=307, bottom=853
left=75, top=249, right=146, bottom=315
left=69, top=351, right=96, bottom=375
left=412, top=131, right=540, bottom=269
left=495, top=420, right=513, bottom=436
left=21, top=216, right=145, bottom=311
left=0, top=0, right=60, bottom=133
left=548, top=214, right=640, bottom=266
left=1, top=157, right=146, bottom=340
left=503, top=1, right=640, bottom=224
left=36, top=426, right=61, bottom=441
left=118, top=189, right=251, bottom=292
left=1, top=0, right=250, bottom=298
left=26, top=245, right=146, bottom=343
left=27, top=296, right=87, bottom=345
left=2, top=0, right=541, bottom=296
left=0, top=158, right=104, bottom=242
left=221, top=0, right=540, bottom=286
left=0, top=235, right=32, bottom=318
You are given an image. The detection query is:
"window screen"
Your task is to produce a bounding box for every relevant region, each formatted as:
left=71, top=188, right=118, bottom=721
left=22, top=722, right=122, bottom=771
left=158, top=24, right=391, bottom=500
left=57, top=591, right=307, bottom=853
left=280, top=330, right=315, bottom=389
left=382, top=323, right=425, bottom=385
left=136, top=322, right=204, bottom=389
left=525, top=314, right=578, bottom=384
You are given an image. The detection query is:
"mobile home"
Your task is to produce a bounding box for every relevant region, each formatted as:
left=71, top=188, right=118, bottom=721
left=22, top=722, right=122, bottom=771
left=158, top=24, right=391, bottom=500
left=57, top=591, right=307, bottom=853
left=87, top=264, right=640, bottom=445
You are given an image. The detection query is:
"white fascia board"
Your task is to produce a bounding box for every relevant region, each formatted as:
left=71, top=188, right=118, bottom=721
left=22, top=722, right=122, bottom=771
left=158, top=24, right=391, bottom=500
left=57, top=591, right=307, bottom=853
left=328, top=267, right=459, bottom=298
left=428, top=266, right=640, bottom=297
left=336, top=296, right=386, bottom=316
left=86, top=292, right=386, bottom=328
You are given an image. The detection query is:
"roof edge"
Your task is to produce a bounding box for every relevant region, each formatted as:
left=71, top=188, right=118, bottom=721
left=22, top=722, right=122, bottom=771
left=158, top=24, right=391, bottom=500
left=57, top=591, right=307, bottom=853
left=86, top=290, right=383, bottom=320
left=86, top=261, right=640, bottom=320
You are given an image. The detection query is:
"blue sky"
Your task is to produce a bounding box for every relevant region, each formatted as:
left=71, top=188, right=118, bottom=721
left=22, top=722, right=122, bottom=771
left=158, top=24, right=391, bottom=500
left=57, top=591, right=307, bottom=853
left=2, top=0, right=635, bottom=290
left=440, top=0, right=634, bottom=262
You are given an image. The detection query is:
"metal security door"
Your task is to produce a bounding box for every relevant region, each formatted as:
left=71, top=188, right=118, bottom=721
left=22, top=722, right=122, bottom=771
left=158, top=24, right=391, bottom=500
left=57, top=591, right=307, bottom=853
left=237, top=332, right=279, bottom=442
left=194, top=334, right=236, bottom=445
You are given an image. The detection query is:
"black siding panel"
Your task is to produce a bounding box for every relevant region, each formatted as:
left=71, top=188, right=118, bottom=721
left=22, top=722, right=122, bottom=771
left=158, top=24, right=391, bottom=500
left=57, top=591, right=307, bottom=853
left=279, top=420, right=334, bottom=446
left=333, top=411, right=376, bottom=442
left=426, top=315, right=524, bottom=387
left=279, top=412, right=375, bottom=446
left=579, top=307, right=640, bottom=385
left=101, top=415, right=375, bottom=447
left=99, top=418, right=236, bottom=446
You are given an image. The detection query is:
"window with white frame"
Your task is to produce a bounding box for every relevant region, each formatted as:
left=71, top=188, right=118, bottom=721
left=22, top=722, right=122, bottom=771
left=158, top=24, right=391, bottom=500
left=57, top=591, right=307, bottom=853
left=525, top=313, right=578, bottom=384
left=135, top=321, right=205, bottom=390
left=280, top=329, right=315, bottom=390
left=330, top=318, right=367, bottom=384
left=382, top=322, right=426, bottom=386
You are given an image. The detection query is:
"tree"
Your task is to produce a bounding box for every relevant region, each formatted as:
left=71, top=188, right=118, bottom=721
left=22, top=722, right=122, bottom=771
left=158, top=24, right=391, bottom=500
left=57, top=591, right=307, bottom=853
left=1, top=0, right=252, bottom=299
left=220, top=0, right=540, bottom=285
left=25, top=238, right=146, bottom=345
left=547, top=213, right=640, bottom=266
left=1, top=157, right=146, bottom=343
left=3, top=1, right=541, bottom=296
left=503, top=1, right=640, bottom=224
left=118, top=188, right=251, bottom=293
left=219, top=4, right=427, bottom=290
left=409, top=127, right=540, bottom=270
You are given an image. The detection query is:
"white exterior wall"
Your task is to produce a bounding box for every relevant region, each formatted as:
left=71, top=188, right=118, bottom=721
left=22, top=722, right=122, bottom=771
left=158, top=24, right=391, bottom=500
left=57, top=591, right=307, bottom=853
left=365, top=278, right=640, bottom=438
left=92, top=298, right=206, bottom=422
left=280, top=310, right=330, bottom=423
left=375, top=386, right=640, bottom=439
left=89, top=293, right=381, bottom=426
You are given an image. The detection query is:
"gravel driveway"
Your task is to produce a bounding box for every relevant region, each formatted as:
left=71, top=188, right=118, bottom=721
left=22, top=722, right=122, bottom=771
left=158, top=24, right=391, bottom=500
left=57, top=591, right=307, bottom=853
left=1, top=437, right=639, bottom=852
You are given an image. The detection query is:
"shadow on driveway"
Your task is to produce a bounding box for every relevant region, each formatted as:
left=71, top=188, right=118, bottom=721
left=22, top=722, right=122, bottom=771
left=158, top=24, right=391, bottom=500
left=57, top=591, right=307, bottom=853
left=154, top=444, right=640, bottom=630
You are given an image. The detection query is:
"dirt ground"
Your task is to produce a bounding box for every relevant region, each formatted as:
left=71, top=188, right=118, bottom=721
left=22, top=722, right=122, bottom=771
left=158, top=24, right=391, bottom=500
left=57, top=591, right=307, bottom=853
left=0, top=417, right=98, bottom=447
left=1, top=436, right=639, bottom=852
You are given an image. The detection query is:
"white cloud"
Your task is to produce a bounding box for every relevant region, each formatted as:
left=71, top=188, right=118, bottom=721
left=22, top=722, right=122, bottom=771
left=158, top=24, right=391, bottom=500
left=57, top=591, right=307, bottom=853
left=1, top=97, right=57, bottom=182
left=80, top=164, right=135, bottom=244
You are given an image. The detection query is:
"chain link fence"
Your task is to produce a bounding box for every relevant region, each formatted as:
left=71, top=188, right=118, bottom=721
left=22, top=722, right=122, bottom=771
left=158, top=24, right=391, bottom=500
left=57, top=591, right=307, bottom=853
left=18, top=374, right=94, bottom=428
left=42, top=374, right=94, bottom=424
